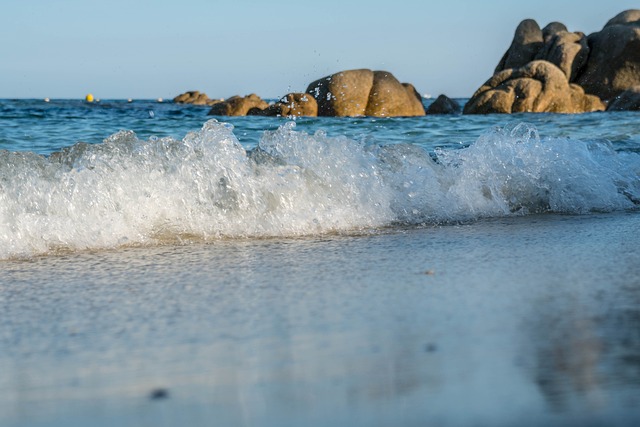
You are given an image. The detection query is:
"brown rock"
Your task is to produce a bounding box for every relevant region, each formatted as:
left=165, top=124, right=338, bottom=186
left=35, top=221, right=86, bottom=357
left=248, top=93, right=318, bottom=117
left=426, top=94, right=461, bottom=114
left=464, top=60, right=605, bottom=114
left=495, top=19, right=544, bottom=73
left=535, top=30, right=589, bottom=81
left=306, top=69, right=374, bottom=116
left=173, top=91, right=219, bottom=105
left=364, top=72, right=425, bottom=117
left=306, top=69, right=425, bottom=117
left=576, top=10, right=640, bottom=100
left=207, top=94, right=269, bottom=116
left=606, top=85, right=640, bottom=110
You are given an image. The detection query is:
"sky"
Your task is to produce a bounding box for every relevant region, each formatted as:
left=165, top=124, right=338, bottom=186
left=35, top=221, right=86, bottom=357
left=1, top=0, right=638, bottom=99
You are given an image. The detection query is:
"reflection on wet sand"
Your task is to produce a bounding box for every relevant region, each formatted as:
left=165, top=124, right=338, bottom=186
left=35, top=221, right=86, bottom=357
left=533, top=302, right=605, bottom=412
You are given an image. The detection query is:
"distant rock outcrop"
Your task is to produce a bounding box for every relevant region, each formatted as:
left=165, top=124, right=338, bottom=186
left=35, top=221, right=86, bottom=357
left=207, top=94, right=269, bottom=116
left=248, top=93, right=318, bottom=117
left=606, top=85, right=640, bottom=111
left=173, top=91, right=221, bottom=106
left=576, top=10, right=640, bottom=101
left=469, top=10, right=640, bottom=113
left=464, top=61, right=604, bottom=114
left=306, top=69, right=425, bottom=117
left=426, top=94, right=461, bottom=114
left=535, top=28, right=589, bottom=81
left=495, top=19, right=544, bottom=72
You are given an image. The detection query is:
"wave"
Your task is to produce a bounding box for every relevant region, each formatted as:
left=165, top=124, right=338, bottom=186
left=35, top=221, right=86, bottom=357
left=1, top=120, right=639, bottom=258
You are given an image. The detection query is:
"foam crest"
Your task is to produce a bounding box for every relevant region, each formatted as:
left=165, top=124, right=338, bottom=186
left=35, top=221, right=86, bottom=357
left=0, top=120, right=638, bottom=258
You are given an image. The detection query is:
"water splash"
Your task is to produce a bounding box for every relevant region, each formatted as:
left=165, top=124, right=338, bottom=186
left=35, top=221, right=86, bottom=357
left=0, top=120, right=638, bottom=258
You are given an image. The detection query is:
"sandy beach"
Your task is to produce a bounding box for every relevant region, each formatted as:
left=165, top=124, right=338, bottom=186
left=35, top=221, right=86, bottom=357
left=2, top=212, right=639, bottom=426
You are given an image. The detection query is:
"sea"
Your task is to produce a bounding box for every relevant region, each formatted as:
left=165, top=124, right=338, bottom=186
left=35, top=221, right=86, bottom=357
left=1, top=98, right=639, bottom=426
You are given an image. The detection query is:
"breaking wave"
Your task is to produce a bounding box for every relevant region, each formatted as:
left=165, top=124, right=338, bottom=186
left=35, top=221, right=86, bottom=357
left=1, top=120, right=638, bottom=258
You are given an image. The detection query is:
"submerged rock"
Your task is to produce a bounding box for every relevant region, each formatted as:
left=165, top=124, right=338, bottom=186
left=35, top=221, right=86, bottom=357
left=207, top=94, right=269, bottom=116
left=306, top=69, right=425, bottom=117
left=464, top=60, right=604, bottom=114
left=426, top=94, right=461, bottom=115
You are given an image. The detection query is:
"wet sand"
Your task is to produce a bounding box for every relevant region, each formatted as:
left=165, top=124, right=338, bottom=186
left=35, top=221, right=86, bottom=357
left=1, top=212, right=639, bottom=427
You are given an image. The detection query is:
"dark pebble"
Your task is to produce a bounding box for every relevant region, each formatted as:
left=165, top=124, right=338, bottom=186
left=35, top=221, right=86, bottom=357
left=149, top=388, right=169, bottom=400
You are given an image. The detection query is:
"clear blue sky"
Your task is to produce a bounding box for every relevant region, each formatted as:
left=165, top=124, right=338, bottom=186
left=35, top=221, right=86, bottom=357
left=1, top=0, right=637, bottom=99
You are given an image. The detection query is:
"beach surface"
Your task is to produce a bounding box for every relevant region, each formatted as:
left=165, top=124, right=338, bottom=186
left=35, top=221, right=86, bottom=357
left=2, top=212, right=639, bottom=427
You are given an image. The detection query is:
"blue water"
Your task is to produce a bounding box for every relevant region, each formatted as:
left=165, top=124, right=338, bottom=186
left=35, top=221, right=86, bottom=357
left=1, top=99, right=640, bottom=426
left=2, top=98, right=640, bottom=155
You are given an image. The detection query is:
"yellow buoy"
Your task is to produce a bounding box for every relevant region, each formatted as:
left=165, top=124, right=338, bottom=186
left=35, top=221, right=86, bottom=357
left=85, top=93, right=94, bottom=103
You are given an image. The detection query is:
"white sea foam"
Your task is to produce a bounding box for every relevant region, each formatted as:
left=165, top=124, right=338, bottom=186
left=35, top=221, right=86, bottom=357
left=0, top=120, right=638, bottom=258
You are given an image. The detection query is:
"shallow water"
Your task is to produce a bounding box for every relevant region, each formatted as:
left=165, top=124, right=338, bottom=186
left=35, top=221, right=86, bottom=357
left=1, top=99, right=639, bottom=425
left=1, top=213, right=639, bottom=426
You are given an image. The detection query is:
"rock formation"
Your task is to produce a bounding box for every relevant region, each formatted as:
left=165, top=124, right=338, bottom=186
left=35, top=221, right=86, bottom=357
left=495, top=19, right=544, bottom=72
left=464, top=60, right=604, bottom=114
left=248, top=93, right=318, bottom=117
left=469, top=9, right=640, bottom=113
left=426, top=94, right=461, bottom=114
left=306, top=69, right=425, bottom=117
left=576, top=10, right=640, bottom=101
left=535, top=28, right=589, bottom=82
left=173, top=91, right=221, bottom=106
left=207, top=94, right=269, bottom=116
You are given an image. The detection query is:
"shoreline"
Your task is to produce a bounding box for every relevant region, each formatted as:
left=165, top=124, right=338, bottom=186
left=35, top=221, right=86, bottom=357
left=2, top=211, right=639, bottom=426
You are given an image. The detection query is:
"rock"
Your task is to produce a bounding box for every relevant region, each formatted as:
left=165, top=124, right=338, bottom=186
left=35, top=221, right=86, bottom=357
left=173, top=91, right=221, bottom=106
left=207, top=94, right=269, bottom=116
left=365, top=73, right=425, bottom=117
left=606, top=85, right=640, bottom=110
left=535, top=30, right=589, bottom=81
left=605, top=9, right=640, bottom=27
left=464, top=60, right=605, bottom=114
left=306, top=69, right=425, bottom=117
left=576, top=10, right=640, bottom=101
left=495, top=19, right=544, bottom=73
left=306, top=69, right=374, bottom=116
left=249, top=93, right=318, bottom=117
left=542, top=22, right=568, bottom=39
left=426, top=94, right=461, bottom=114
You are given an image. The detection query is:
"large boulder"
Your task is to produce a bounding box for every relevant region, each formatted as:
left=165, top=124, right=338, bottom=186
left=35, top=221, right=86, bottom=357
left=306, top=69, right=425, bottom=117
left=364, top=72, right=425, bottom=117
left=207, top=94, right=269, bottom=116
left=495, top=19, right=544, bottom=72
left=576, top=10, right=640, bottom=100
left=464, top=60, right=605, bottom=114
left=426, top=94, right=461, bottom=114
left=535, top=29, right=589, bottom=81
left=496, top=19, right=589, bottom=82
left=248, top=93, right=318, bottom=117
left=306, top=69, right=374, bottom=116
left=542, top=22, right=568, bottom=39
left=606, top=85, right=640, bottom=111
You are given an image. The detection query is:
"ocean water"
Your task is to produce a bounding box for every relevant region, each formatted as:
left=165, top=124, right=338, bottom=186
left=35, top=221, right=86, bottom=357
left=1, top=99, right=639, bottom=426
